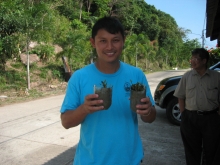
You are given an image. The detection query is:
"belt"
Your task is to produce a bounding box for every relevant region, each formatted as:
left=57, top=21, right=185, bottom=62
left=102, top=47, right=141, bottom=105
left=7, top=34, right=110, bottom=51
left=186, top=108, right=219, bottom=115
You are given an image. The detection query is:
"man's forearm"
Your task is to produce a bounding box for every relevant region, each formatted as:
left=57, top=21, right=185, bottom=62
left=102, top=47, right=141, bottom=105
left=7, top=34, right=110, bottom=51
left=140, top=106, right=156, bottom=123
left=61, top=105, right=88, bottom=129
left=178, top=98, right=185, bottom=113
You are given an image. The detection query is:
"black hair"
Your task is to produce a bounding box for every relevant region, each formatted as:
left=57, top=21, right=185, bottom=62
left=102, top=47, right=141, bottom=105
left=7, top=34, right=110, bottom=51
left=91, top=16, right=125, bottom=39
left=191, top=48, right=209, bottom=64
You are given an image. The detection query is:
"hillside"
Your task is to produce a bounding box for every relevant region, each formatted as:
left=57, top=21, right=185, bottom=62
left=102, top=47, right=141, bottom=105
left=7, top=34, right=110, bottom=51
left=0, top=59, right=68, bottom=107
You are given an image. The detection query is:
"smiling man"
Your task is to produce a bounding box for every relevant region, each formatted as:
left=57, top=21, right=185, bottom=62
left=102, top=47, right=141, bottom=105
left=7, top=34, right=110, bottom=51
left=60, top=16, right=156, bottom=165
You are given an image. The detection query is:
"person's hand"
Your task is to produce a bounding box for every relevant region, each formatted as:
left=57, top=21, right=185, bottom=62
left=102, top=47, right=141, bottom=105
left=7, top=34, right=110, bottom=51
left=82, top=94, right=104, bottom=114
left=136, top=97, right=152, bottom=116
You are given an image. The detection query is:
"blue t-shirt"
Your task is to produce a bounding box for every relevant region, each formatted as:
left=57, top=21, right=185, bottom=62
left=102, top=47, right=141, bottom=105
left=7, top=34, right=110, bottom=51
left=60, top=61, right=155, bottom=165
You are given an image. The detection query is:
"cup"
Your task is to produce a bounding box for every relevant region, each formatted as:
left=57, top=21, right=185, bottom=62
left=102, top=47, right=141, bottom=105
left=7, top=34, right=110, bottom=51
left=94, top=85, right=112, bottom=110
left=130, top=87, right=146, bottom=112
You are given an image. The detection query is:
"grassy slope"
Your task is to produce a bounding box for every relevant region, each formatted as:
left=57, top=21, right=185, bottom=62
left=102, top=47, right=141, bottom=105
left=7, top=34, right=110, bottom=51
left=0, top=60, right=67, bottom=107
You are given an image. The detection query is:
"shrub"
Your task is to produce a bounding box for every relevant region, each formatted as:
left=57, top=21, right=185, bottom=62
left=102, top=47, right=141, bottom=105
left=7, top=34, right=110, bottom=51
left=30, top=44, right=55, bottom=62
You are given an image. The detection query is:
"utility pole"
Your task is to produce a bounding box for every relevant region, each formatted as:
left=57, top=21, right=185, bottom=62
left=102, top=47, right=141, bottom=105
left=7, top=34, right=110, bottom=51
left=202, top=29, right=206, bottom=48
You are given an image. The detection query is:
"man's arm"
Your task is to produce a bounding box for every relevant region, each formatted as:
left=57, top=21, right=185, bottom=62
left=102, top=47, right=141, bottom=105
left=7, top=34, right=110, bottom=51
left=140, top=106, right=156, bottom=123
left=61, top=105, right=88, bottom=129
left=178, top=98, right=185, bottom=113
left=61, top=94, right=104, bottom=129
left=136, top=97, right=156, bottom=123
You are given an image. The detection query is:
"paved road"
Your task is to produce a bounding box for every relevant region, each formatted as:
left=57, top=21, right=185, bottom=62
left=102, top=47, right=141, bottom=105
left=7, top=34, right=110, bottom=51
left=0, top=69, right=189, bottom=165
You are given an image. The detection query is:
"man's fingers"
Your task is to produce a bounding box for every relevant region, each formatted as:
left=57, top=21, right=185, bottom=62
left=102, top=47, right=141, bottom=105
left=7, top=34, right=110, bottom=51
left=84, top=94, right=104, bottom=113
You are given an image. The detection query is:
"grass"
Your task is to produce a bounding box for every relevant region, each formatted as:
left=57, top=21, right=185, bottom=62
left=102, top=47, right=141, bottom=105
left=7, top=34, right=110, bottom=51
left=0, top=60, right=67, bottom=107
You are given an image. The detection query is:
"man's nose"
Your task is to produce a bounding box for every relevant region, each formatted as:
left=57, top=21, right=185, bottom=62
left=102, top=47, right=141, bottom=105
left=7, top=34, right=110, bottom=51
left=106, top=41, right=113, bottom=49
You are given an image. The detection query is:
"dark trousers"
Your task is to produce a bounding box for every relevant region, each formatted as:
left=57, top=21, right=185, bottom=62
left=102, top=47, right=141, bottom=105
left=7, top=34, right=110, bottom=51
left=180, top=109, right=220, bottom=165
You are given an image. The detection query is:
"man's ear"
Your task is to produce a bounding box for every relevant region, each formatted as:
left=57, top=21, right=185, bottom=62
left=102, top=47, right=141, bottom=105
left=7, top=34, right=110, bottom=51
left=202, top=58, right=207, bottom=65
left=90, top=38, right=95, bottom=48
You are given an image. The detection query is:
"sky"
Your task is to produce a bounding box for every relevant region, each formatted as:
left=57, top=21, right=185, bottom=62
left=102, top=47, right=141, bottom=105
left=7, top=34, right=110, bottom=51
left=144, top=0, right=217, bottom=49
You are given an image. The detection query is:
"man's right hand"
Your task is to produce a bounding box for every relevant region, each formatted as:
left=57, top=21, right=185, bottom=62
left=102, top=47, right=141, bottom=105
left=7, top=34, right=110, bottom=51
left=61, top=94, right=104, bottom=129
left=82, top=94, right=104, bottom=114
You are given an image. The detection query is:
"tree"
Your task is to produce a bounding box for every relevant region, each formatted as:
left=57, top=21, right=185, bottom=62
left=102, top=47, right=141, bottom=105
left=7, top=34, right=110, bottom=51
left=21, top=1, right=62, bottom=89
left=0, top=0, right=24, bottom=70
left=56, top=28, right=91, bottom=71
left=144, top=40, right=157, bottom=70
left=207, top=46, right=220, bottom=65
left=116, top=0, right=141, bottom=34
left=0, top=0, right=198, bottom=75
left=124, top=33, right=148, bottom=67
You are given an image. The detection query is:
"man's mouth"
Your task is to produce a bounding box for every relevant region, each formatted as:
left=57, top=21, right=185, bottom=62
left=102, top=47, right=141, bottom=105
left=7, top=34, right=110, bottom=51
left=105, top=52, right=115, bottom=56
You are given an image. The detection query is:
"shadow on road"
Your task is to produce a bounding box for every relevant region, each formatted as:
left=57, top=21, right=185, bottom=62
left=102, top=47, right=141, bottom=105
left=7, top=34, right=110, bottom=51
left=43, top=147, right=76, bottom=165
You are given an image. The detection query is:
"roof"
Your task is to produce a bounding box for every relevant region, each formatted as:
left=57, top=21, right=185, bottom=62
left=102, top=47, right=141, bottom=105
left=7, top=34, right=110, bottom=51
left=206, top=0, right=220, bottom=43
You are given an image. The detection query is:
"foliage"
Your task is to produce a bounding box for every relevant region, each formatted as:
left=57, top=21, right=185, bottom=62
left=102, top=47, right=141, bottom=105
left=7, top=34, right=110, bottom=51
left=207, top=47, right=220, bottom=65
left=52, top=70, right=61, bottom=78
left=0, top=70, right=26, bottom=91
left=30, top=44, right=55, bottom=62
left=56, top=28, right=91, bottom=70
left=0, top=34, right=20, bottom=70
left=124, top=33, right=150, bottom=67
left=1, top=0, right=212, bottom=91
left=39, top=68, right=49, bottom=79
left=100, top=80, right=108, bottom=88
left=130, top=81, right=145, bottom=91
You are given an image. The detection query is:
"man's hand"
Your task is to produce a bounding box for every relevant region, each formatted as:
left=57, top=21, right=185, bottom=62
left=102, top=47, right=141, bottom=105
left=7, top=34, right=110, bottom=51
left=136, top=97, right=156, bottom=123
left=136, top=97, right=152, bottom=115
left=82, top=94, right=105, bottom=114
left=61, top=94, right=105, bottom=129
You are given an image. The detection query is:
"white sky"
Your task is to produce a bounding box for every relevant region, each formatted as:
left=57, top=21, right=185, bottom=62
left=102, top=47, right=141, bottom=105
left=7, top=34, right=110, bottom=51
left=145, top=0, right=218, bottom=49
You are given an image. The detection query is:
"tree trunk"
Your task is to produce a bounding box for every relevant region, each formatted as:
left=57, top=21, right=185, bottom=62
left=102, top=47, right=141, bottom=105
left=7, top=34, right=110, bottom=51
left=79, top=1, right=83, bottom=20
left=86, top=0, right=92, bottom=13
left=135, top=46, right=138, bottom=67
left=166, top=55, right=168, bottom=65
left=26, top=35, right=30, bottom=90
left=145, top=58, right=147, bottom=70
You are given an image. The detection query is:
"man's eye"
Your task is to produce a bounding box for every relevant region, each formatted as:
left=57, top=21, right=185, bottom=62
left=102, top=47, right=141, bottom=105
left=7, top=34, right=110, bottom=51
left=100, top=40, right=106, bottom=43
left=113, top=39, right=119, bottom=42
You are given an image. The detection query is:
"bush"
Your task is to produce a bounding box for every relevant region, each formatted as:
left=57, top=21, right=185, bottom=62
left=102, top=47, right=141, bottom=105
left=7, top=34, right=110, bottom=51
left=30, top=44, right=55, bottom=62
left=0, top=70, right=26, bottom=92
left=11, top=62, right=24, bottom=69
left=52, top=70, right=61, bottom=78
left=39, top=68, right=49, bottom=79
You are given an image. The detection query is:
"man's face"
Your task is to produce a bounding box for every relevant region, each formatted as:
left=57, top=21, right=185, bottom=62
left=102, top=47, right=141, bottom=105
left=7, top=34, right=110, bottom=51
left=190, top=54, right=206, bottom=70
left=90, top=29, right=125, bottom=63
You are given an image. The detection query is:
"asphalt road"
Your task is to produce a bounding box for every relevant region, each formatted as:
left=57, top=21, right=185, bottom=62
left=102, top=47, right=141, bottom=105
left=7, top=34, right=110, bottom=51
left=0, top=69, right=189, bottom=165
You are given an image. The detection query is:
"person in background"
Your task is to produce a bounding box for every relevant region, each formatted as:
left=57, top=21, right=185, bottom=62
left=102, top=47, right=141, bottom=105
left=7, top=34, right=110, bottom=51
left=174, top=48, right=220, bottom=165
left=60, top=16, right=156, bottom=165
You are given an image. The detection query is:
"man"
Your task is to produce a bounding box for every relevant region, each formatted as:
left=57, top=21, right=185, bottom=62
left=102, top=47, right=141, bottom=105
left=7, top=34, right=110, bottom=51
left=60, top=17, right=156, bottom=165
left=174, top=48, right=220, bottom=165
